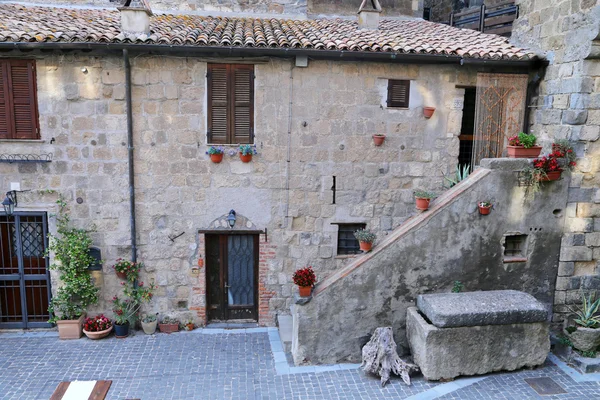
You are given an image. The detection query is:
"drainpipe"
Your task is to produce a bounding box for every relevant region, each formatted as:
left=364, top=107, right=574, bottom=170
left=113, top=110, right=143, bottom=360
left=123, top=49, right=137, bottom=264
left=283, top=65, right=294, bottom=228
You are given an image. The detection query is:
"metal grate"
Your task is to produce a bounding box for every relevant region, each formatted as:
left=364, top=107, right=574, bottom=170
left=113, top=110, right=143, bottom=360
left=504, top=235, right=527, bottom=257
left=337, top=223, right=366, bottom=255
left=227, top=235, right=254, bottom=306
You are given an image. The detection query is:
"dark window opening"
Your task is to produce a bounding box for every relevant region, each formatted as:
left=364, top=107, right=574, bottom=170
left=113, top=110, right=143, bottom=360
left=331, top=176, right=336, bottom=205
left=504, top=235, right=527, bottom=258
left=458, top=87, right=476, bottom=167
left=423, top=7, right=431, bottom=20
left=336, top=223, right=366, bottom=255
left=387, top=80, right=410, bottom=108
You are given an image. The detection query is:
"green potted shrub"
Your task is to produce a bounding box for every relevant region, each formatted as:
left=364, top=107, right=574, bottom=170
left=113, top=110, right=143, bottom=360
left=141, top=313, right=158, bottom=335
left=354, top=229, right=376, bottom=252
left=564, top=291, right=600, bottom=352
left=507, top=132, right=541, bottom=158
left=292, top=266, right=317, bottom=297
left=414, top=190, right=436, bottom=211
left=47, top=199, right=99, bottom=340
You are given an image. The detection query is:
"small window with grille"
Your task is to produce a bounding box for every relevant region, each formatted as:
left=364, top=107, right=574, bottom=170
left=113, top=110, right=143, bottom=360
left=336, top=223, right=366, bottom=255
left=503, top=234, right=527, bottom=260
left=387, top=79, right=410, bottom=108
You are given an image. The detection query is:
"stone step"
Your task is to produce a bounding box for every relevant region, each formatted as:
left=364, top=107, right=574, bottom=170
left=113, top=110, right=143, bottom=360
left=277, top=314, right=293, bottom=353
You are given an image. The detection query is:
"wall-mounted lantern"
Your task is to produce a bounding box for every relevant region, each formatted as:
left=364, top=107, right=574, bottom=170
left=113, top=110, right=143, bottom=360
left=2, top=191, right=17, bottom=216
left=227, top=210, right=237, bottom=228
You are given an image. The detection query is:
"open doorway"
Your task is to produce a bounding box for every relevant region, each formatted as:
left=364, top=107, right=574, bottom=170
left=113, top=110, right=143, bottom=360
left=458, top=87, right=476, bottom=168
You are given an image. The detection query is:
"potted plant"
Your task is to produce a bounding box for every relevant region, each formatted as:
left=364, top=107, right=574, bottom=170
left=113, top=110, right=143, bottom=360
left=206, top=146, right=225, bottom=163
left=112, top=271, right=156, bottom=339
left=423, top=107, right=435, bottom=119
left=563, top=291, right=600, bottom=352
left=414, top=190, right=436, bottom=211
left=83, top=314, right=113, bottom=340
left=478, top=201, right=492, bottom=215
left=112, top=258, right=141, bottom=280
left=183, top=319, right=195, bottom=331
left=141, top=313, right=158, bottom=335
left=507, top=132, right=542, bottom=158
left=552, top=139, right=577, bottom=170
left=112, top=297, right=136, bottom=338
left=372, top=134, right=386, bottom=146
left=354, top=229, right=376, bottom=252
left=47, top=198, right=99, bottom=340
left=239, top=144, right=257, bottom=163
left=292, top=266, right=317, bottom=298
left=159, top=316, right=180, bottom=333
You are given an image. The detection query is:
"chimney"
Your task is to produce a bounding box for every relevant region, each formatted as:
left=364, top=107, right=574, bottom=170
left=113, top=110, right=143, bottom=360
left=118, top=0, right=153, bottom=35
left=357, top=0, right=382, bottom=30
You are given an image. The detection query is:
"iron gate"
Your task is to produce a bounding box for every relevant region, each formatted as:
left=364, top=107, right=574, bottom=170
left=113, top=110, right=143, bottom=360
left=0, top=213, right=52, bottom=328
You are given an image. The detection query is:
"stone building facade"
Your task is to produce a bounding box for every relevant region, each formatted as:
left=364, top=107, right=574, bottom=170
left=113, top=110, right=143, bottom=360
left=510, top=0, right=600, bottom=323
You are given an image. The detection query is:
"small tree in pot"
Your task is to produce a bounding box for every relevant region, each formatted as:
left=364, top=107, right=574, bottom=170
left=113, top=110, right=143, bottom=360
left=354, top=229, right=376, bottom=252
left=47, top=198, right=99, bottom=340
left=564, top=291, right=600, bottom=352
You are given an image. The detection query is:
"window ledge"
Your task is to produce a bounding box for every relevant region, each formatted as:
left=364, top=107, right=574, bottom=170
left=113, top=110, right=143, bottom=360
left=503, top=257, right=527, bottom=264
left=206, top=143, right=253, bottom=147
left=0, top=139, right=45, bottom=143
left=335, top=255, right=359, bottom=259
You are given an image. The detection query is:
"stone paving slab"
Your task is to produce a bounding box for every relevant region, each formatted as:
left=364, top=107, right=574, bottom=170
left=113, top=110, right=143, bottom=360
left=0, top=329, right=599, bottom=399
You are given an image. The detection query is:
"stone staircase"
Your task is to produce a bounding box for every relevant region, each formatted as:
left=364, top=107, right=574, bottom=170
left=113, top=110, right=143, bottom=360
left=277, top=314, right=293, bottom=353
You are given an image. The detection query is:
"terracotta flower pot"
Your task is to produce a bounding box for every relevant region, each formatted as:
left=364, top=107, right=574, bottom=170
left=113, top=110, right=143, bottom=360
left=83, top=325, right=113, bottom=340
left=506, top=145, right=542, bottom=158
left=142, top=320, right=157, bottom=335
left=540, top=171, right=561, bottom=181
left=415, top=197, right=431, bottom=211
left=239, top=153, right=253, bottom=163
left=210, top=153, right=223, bottom=163
left=359, top=241, right=373, bottom=252
left=159, top=323, right=179, bottom=334
left=186, top=323, right=195, bottom=331
left=564, top=326, right=600, bottom=352
left=478, top=205, right=491, bottom=215
left=423, top=107, right=435, bottom=119
left=114, top=322, right=130, bottom=338
left=116, top=271, right=127, bottom=280
left=372, top=135, right=386, bottom=146
left=298, top=286, right=312, bottom=297
left=56, top=314, right=86, bottom=340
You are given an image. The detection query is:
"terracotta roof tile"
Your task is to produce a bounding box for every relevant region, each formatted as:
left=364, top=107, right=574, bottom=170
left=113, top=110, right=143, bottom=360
left=0, top=4, right=536, bottom=61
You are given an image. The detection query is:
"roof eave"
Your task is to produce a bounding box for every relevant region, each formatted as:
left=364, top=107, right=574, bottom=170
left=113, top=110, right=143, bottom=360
left=0, top=41, right=545, bottom=68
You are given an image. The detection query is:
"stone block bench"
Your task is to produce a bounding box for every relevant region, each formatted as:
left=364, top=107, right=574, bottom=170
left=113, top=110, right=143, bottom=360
left=406, top=290, right=550, bottom=381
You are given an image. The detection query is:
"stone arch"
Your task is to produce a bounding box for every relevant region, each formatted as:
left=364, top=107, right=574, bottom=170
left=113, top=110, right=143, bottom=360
left=206, top=211, right=260, bottom=231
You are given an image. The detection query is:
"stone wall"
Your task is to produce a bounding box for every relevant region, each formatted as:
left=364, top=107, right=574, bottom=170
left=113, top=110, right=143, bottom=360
left=0, top=53, right=474, bottom=325
left=292, top=159, right=569, bottom=365
left=511, top=0, right=600, bottom=323
left=308, top=0, right=421, bottom=17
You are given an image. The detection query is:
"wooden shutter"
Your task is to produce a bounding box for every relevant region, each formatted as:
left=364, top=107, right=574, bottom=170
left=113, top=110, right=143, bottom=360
left=0, top=60, right=39, bottom=139
left=207, top=64, right=254, bottom=144
left=387, top=79, right=410, bottom=108
left=232, top=65, right=254, bottom=144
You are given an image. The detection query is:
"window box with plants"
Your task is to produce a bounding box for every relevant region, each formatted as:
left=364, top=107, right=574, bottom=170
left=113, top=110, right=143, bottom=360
left=83, top=314, right=113, bottom=340
left=507, top=132, right=542, bottom=158
left=239, top=144, right=257, bottom=163
left=414, top=190, right=436, bottom=211
left=522, top=142, right=576, bottom=193
left=112, top=272, right=156, bottom=339
left=354, top=229, right=376, bottom=252
left=159, top=316, right=180, bottom=333
left=206, top=146, right=225, bottom=163
left=293, top=266, right=317, bottom=298
left=48, top=199, right=99, bottom=340
left=563, top=291, right=600, bottom=352
left=141, top=313, right=158, bottom=335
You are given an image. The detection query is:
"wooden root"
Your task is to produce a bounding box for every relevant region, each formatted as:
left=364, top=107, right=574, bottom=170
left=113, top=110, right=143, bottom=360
left=360, top=327, right=418, bottom=387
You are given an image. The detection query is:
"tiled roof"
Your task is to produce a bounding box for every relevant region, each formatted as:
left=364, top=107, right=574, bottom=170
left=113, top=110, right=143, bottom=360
left=0, top=4, right=536, bottom=61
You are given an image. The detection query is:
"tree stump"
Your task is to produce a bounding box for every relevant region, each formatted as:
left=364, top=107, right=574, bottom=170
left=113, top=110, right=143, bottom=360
left=361, top=327, right=418, bottom=387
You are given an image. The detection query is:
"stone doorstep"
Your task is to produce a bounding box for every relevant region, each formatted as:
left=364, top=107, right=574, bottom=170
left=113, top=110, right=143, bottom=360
left=416, top=290, right=548, bottom=328
left=277, top=314, right=293, bottom=353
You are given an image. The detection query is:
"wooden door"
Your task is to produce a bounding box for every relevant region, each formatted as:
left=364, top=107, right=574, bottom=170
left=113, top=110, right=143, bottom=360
left=206, top=234, right=258, bottom=322
left=0, top=213, right=51, bottom=328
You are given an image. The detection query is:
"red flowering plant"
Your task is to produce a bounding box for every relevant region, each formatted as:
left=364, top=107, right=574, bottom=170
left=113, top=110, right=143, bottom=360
left=292, top=267, right=317, bottom=288
left=112, top=265, right=156, bottom=325
left=112, top=259, right=143, bottom=281
left=83, top=314, right=112, bottom=332
left=551, top=139, right=577, bottom=170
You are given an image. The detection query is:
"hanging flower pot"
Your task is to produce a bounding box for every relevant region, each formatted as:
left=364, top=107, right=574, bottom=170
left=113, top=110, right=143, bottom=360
left=239, top=153, right=253, bottom=163
left=423, top=107, right=435, bottom=119
left=239, top=144, right=257, bottom=163
left=478, top=202, right=492, bottom=215
left=210, top=153, right=223, bottom=163
left=114, top=322, right=130, bottom=338
left=206, top=146, right=225, bottom=163
left=116, top=271, right=127, bottom=280
left=372, top=134, right=386, bottom=146
left=540, top=171, right=561, bottom=181
left=298, top=286, right=312, bottom=297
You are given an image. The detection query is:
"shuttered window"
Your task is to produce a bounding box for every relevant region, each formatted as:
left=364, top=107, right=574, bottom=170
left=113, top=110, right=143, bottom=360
left=387, top=79, right=410, bottom=108
left=207, top=64, right=254, bottom=144
left=0, top=59, right=40, bottom=140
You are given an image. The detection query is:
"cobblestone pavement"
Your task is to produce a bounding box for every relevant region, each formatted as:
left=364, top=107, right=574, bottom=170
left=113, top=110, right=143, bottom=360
left=0, top=329, right=599, bottom=400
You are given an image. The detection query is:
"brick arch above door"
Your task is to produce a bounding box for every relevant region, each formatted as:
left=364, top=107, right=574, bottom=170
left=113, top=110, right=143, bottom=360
left=205, top=212, right=260, bottom=232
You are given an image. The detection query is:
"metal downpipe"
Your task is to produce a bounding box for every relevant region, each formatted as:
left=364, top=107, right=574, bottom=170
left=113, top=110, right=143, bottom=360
left=123, top=49, right=137, bottom=264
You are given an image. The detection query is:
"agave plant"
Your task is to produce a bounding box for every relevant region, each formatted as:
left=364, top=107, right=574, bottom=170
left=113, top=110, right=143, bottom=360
left=570, top=291, right=600, bottom=328
left=445, top=164, right=471, bottom=188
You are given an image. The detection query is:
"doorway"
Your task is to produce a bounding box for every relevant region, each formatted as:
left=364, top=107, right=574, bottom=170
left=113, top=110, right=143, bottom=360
left=205, top=234, right=258, bottom=321
left=0, top=213, right=52, bottom=328
left=458, top=87, right=476, bottom=167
